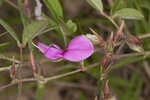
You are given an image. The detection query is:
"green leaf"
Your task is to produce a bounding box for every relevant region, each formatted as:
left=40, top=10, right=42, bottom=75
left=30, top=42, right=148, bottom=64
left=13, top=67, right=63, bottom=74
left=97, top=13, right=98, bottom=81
left=0, top=19, right=20, bottom=45
left=59, top=19, right=74, bottom=35
left=111, top=55, right=146, bottom=70
left=22, top=20, right=48, bottom=47
left=110, top=0, right=127, bottom=15
left=87, top=0, right=103, bottom=11
left=43, top=14, right=57, bottom=26
left=66, top=20, right=77, bottom=33
left=114, top=8, right=144, bottom=20
left=43, top=0, right=63, bottom=20
left=109, top=74, right=129, bottom=87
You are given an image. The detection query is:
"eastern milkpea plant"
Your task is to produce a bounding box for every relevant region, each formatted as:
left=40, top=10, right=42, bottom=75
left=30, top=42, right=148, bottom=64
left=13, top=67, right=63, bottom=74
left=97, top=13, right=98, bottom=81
left=0, top=0, right=150, bottom=100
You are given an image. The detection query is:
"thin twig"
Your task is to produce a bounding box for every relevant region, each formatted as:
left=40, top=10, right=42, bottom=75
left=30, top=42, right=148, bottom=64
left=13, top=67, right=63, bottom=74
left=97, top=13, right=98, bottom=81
left=138, top=33, right=150, bottom=39
left=5, top=0, right=19, bottom=10
left=0, top=55, right=20, bottom=63
left=0, top=64, right=19, bottom=72
left=0, top=51, right=150, bottom=73
left=0, top=62, right=100, bottom=91
left=0, top=78, right=36, bottom=91
left=45, top=62, right=100, bottom=82
left=0, top=32, right=8, bottom=37
left=42, top=27, right=57, bottom=34
left=100, top=11, right=119, bottom=29
left=0, top=50, right=150, bottom=91
left=0, top=83, right=16, bottom=91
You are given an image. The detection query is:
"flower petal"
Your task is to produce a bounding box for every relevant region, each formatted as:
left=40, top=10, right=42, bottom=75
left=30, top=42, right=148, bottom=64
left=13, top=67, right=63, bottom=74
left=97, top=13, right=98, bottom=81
left=37, top=42, right=63, bottom=60
left=37, top=42, right=49, bottom=53
left=63, top=35, right=94, bottom=62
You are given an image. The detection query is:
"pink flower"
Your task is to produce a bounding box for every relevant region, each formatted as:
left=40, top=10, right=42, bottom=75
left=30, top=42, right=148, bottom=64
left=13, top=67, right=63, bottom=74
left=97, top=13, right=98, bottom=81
left=37, top=35, right=94, bottom=62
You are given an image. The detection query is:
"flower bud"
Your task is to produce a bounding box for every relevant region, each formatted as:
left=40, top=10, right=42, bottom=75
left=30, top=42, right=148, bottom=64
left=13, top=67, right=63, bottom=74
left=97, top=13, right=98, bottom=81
left=34, top=0, right=43, bottom=20
left=129, top=35, right=142, bottom=45
left=114, top=21, right=124, bottom=41
left=85, top=34, right=99, bottom=44
left=101, top=55, right=112, bottom=68
left=89, top=28, right=105, bottom=47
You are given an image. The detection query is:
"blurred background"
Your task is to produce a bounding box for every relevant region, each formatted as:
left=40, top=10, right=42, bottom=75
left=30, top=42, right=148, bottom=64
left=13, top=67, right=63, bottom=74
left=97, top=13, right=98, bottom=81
left=0, top=0, right=150, bottom=100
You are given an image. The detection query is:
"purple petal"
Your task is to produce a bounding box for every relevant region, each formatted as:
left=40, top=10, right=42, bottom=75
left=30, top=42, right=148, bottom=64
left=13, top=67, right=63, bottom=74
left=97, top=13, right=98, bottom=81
left=37, top=42, right=49, bottom=53
left=37, top=42, right=63, bottom=60
left=63, top=35, right=94, bottom=62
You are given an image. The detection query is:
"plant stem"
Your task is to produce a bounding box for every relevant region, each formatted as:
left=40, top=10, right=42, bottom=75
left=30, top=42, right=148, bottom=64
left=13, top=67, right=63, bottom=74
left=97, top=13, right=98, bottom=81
left=0, top=62, right=101, bottom=91
left=100, top=11, right=119, bottom=29
left=17, top=47, right=23, bottom=100
left=138, top=33, right=150, bottom=39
